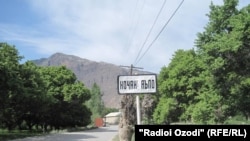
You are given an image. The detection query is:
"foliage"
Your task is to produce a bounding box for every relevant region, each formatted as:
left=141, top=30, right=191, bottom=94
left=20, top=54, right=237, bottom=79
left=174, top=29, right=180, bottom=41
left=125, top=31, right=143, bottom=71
left=86, top=83, right=105, bottom=122
left=39, top=66, right=91, bottom=129
left=196, top=0, right=250, bottom=122
left=0, top=43, right=92, bottom=131
left=153, top=97, right=177, bottom=124
left=153, top=0, right=250, bottom=124
left=0, top=43, right=24, bottom=130
left=153, top=49, right=205, bottom=123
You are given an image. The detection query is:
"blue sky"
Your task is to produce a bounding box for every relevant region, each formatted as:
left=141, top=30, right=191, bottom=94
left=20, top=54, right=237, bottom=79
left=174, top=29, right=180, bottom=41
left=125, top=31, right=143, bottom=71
left=0, top=0, right=249, bottom=73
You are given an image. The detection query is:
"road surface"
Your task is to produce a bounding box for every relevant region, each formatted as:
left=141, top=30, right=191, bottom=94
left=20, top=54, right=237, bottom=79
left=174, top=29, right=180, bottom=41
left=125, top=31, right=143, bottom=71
left=10, top=125, right=119, bottom=141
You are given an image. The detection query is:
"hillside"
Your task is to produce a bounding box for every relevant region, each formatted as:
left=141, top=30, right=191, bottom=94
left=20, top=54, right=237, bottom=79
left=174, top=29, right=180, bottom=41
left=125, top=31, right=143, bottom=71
left=32, top=53, right=151, bottom=108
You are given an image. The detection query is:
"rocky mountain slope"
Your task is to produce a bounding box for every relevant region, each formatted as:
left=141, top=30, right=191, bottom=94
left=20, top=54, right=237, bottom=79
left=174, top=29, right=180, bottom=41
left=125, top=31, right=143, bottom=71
left=32, top=53, right=152, bottom=108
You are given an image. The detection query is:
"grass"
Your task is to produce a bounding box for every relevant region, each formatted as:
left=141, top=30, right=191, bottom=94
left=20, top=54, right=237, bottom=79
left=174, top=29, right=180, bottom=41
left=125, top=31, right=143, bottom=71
left=0, top=129, right=45, bottom=141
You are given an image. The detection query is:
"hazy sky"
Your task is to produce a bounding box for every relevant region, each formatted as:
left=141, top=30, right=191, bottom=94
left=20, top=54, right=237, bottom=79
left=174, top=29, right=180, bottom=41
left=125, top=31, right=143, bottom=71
left=0, top=0, right=249, bottom=73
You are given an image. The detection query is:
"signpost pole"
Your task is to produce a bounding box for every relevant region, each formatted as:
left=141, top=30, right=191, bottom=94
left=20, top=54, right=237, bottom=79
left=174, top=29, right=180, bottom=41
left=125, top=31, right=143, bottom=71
left=136, top=95, right=141, bottom=125
left=130, top=64, right=141, bottom=125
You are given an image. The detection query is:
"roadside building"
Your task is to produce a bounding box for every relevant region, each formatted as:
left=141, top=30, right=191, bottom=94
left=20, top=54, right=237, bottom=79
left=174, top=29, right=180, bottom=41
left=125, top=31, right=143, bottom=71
left=104, top=112, right=121, bottom=125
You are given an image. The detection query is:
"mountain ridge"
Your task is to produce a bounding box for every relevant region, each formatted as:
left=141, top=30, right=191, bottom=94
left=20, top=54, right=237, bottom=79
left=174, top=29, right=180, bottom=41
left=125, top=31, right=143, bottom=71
left=32, top=52, right=154, bottom=108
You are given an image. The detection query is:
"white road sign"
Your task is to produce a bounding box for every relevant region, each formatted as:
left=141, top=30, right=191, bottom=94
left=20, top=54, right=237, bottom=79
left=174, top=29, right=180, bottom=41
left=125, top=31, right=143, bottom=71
left=117, top=74, right=157, bottom=94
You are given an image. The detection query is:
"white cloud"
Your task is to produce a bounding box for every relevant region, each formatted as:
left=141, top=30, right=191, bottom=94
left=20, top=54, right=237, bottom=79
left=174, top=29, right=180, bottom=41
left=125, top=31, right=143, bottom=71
left=2, top=0, right=246, bottom=73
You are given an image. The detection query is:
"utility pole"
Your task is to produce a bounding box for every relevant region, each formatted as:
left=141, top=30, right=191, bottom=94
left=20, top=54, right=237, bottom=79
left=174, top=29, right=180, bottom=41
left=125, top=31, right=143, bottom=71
left=119, top=64, right=143, bottom=141
left=120, top=64, right=143, bottom=76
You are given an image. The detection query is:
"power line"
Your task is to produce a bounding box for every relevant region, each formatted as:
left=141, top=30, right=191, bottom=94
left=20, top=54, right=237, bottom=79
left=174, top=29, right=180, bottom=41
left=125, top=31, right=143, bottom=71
left=134, top=0, right=167, bottom=65
left=134, top=0, right=184, bottom=66
left=125, top=0, right=146, bottom=51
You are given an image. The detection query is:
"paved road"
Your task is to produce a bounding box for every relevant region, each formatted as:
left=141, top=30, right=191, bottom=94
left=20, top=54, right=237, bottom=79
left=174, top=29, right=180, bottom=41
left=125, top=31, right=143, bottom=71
left=10, top=125, right=119, bottom=141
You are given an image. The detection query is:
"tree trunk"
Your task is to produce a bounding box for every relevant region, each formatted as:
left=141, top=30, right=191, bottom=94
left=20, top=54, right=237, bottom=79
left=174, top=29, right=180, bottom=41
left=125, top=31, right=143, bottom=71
left=119, top=95, right=136, bottom=141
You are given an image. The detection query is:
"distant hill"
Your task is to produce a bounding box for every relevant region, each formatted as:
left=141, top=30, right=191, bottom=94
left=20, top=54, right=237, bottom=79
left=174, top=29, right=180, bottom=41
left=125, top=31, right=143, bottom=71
left=32, top=53, right=152, bottom=108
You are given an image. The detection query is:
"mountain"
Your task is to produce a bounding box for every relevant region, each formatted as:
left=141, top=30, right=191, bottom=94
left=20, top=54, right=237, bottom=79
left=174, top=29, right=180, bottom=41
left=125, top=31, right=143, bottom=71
left=32, top=53, right=152, bottom=108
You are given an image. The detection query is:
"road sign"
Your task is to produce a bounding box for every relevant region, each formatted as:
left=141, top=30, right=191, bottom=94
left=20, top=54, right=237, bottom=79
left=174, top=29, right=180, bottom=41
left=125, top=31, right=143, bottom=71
left=117, top=74, right=157, bottom=94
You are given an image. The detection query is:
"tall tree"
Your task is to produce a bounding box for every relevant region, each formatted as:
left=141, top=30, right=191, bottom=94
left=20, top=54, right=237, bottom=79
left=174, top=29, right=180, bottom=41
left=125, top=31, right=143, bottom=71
left=153, top=49, right=205, bottom=123
left=0, top=43, right=23, bottom=130
left=195, top=0, right=250, bottom=122
left=39, top=66, right=91, bottom=129
left=86, top=83, right=105, bottom=122
left=19, top=61, right=48, bottom=130
left=0, top=43, right=93, bottom=130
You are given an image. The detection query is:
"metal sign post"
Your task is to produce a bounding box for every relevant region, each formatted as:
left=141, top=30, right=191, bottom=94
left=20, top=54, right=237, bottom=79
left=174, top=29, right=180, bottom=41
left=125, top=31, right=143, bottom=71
left=136, top=95, right=141, bottom=125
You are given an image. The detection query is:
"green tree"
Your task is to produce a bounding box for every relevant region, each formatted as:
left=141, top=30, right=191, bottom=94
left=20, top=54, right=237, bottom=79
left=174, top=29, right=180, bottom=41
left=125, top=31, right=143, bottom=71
left=153, top=49, right=205, bottom=123
left=0, top=43, right=24, bottom=130
left=39, top=66, right=91, bottom=129
left=86, top=82, right=105, bottom=122
left=153, top=97, right=177, bottom=124
left=19, top=61, right=48, bottom=130
left=62, top=81, right=92, bottom=127
left=195, top=0, right=250, bottom=122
